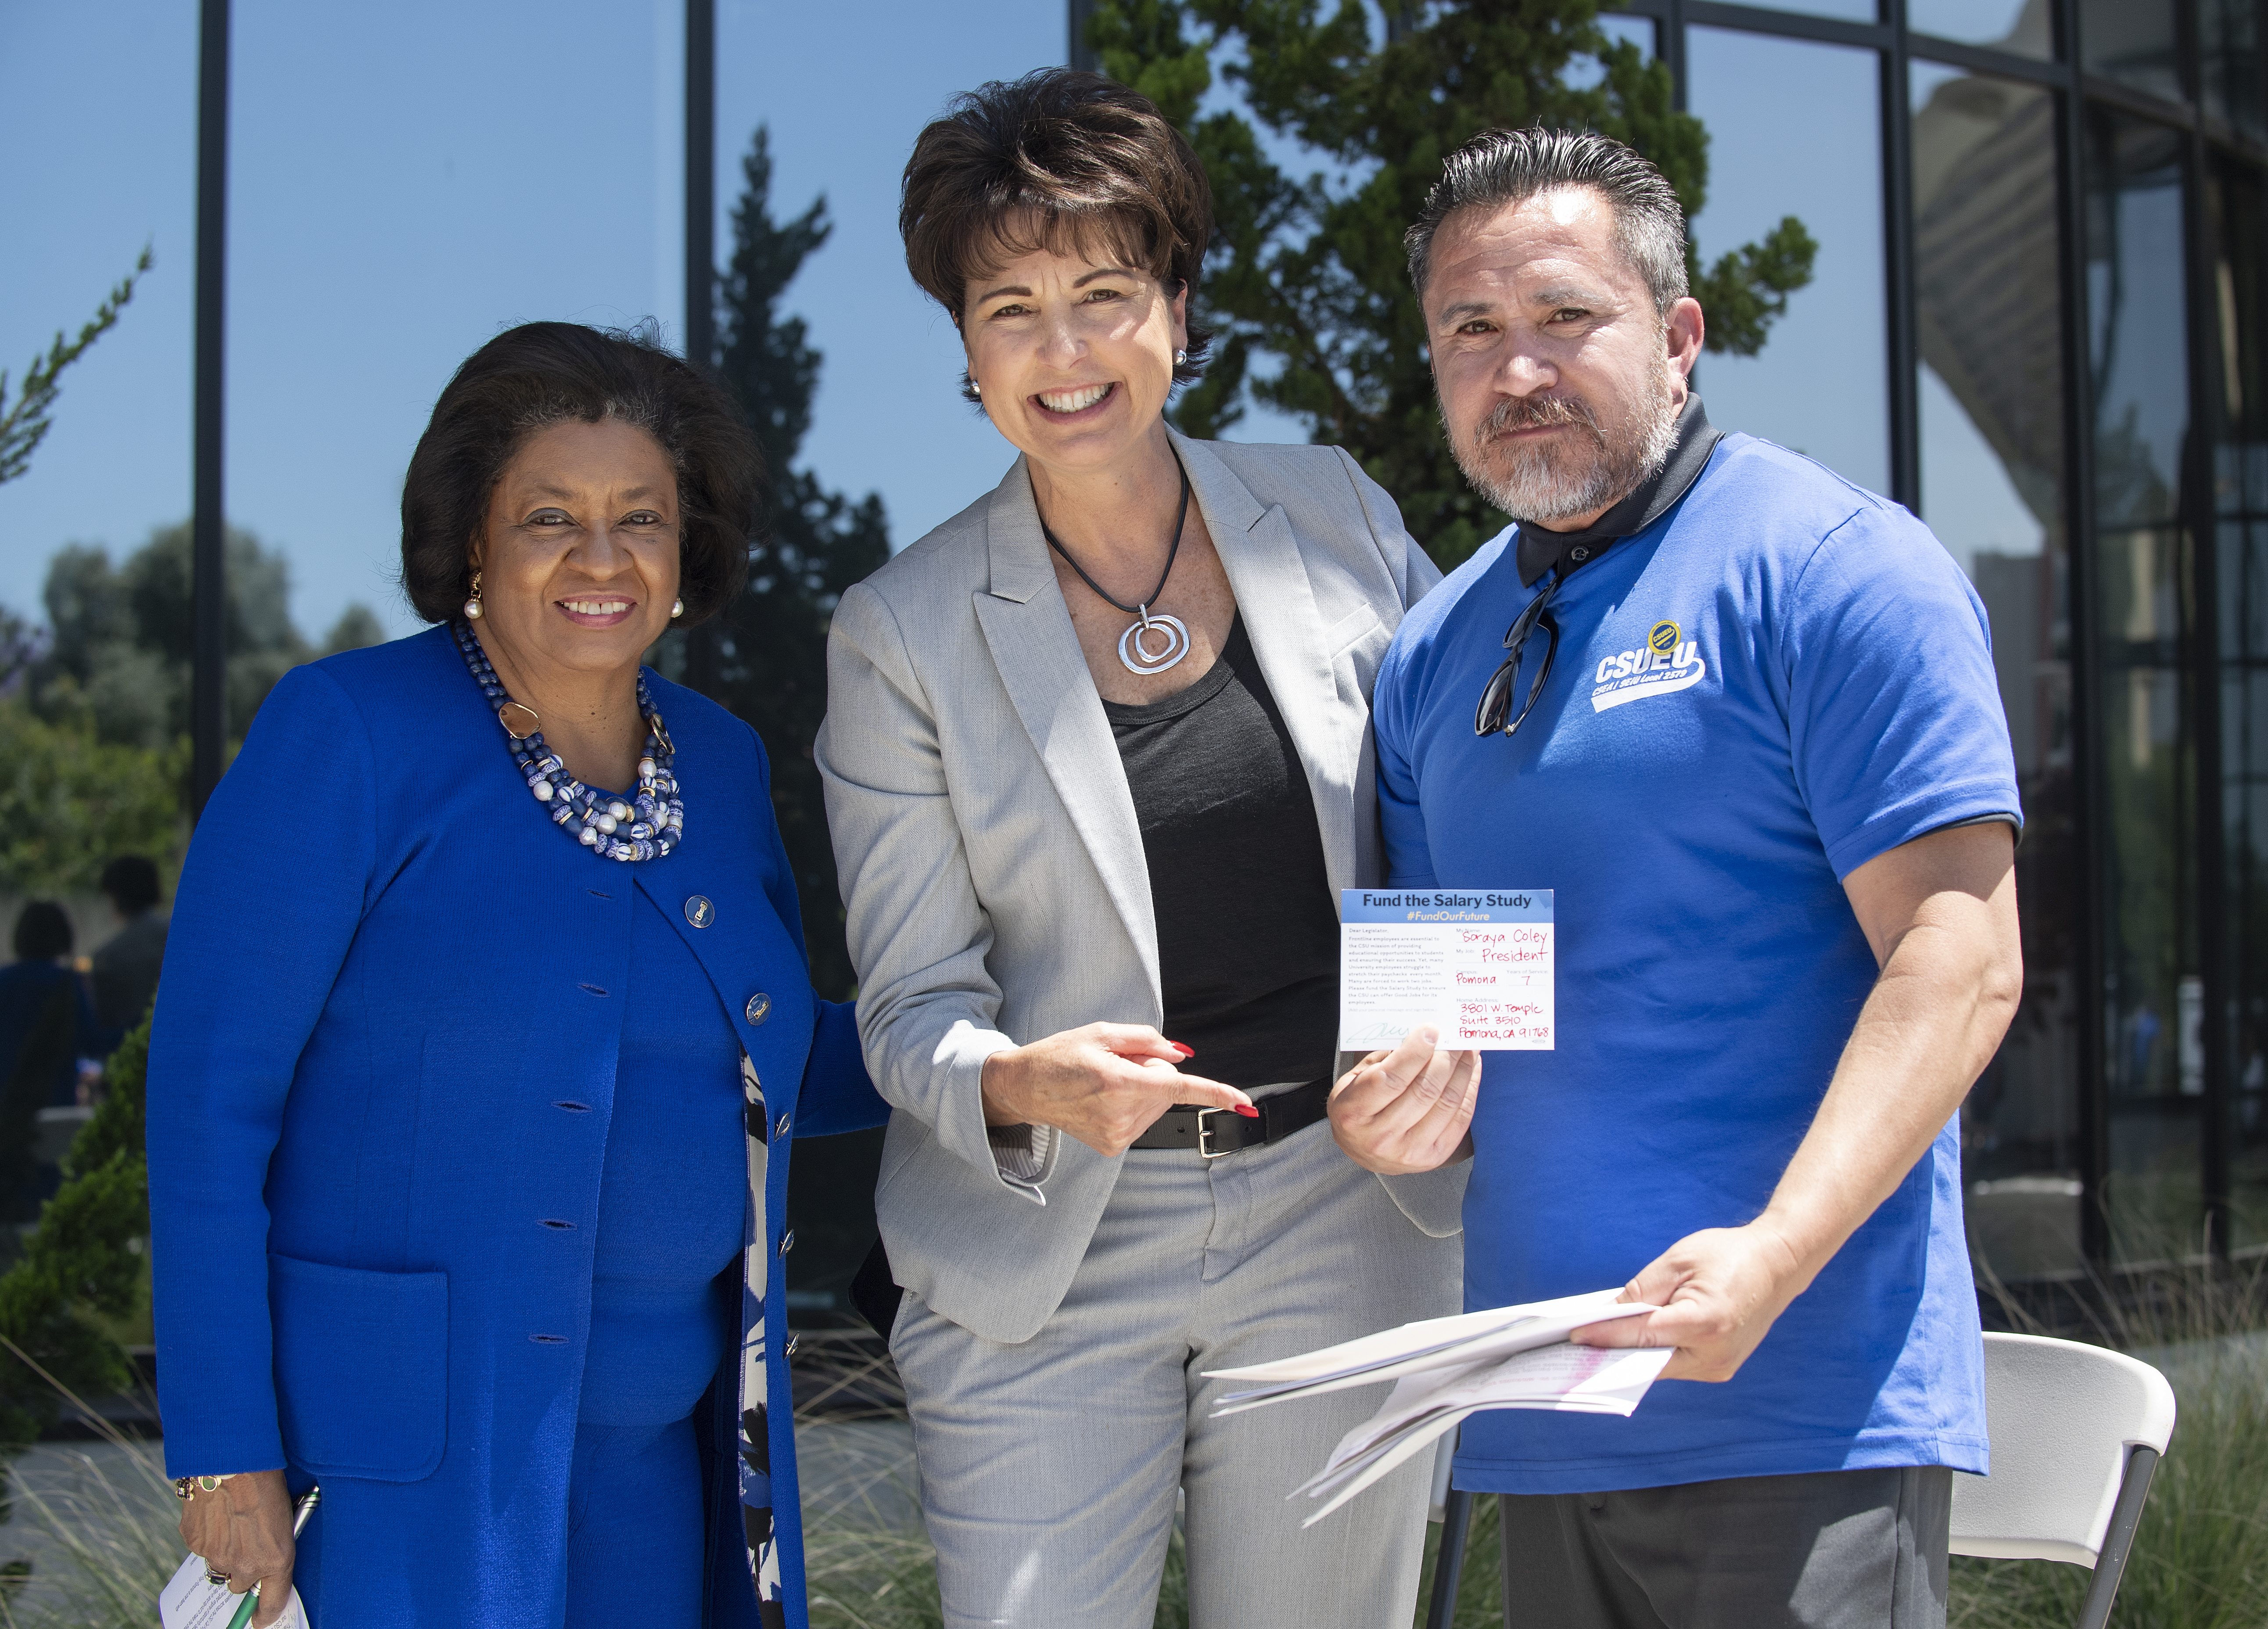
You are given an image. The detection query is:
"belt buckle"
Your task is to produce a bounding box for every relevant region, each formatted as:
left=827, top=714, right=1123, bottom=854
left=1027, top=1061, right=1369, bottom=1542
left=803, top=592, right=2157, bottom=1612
left=1196, top=1106, right=1234, bottom=1159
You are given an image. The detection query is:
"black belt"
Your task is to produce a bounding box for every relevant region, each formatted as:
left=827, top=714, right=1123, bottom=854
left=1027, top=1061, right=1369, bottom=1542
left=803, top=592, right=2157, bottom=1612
left=1128, top=1077, right=1333, bottom=1157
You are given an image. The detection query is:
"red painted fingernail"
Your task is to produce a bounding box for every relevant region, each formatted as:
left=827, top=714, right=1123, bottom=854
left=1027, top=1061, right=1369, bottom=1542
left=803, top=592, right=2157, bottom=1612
left=1169, top=1043, right=1195, bottom=1058
left=1232, top=1103, right=1259, bottom=1118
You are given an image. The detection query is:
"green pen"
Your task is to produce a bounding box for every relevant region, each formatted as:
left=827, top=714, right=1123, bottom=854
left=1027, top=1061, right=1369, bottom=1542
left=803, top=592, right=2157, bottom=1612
left=224, top=1487, right=320, bottom=1629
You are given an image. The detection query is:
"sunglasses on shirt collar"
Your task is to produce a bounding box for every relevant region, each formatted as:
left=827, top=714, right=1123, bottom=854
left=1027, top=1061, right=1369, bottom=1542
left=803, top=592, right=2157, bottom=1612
left=1473, top=573, right=1565, bottom=739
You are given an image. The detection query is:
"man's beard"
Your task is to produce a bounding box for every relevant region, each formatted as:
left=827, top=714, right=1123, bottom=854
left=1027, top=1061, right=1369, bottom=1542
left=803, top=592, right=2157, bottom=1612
left=1450, top=376, right=1679, bottom=526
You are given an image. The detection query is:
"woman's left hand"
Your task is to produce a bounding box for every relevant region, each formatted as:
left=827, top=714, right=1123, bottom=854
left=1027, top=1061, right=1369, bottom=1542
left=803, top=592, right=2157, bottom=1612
left=1328, top=1026, right=1481, bottom=1174
left=177, top=1470, right=296, bottom=1626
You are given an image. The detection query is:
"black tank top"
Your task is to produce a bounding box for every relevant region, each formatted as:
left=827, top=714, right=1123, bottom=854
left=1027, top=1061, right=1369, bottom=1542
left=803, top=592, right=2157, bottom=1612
left=1101, top=616, right=1340, bottom=1091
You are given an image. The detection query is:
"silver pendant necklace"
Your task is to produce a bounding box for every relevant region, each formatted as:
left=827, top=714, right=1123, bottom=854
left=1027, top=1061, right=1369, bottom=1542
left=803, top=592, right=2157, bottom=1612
left=1041, top=455, right=1193, bottom=676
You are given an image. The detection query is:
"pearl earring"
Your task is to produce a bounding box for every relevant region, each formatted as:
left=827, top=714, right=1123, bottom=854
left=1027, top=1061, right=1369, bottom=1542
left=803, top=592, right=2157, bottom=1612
left=463, top=571, right=484, bottom=620
left=1174, top=349, right=1188, bottom=366
left=970, top=378, right=982, bottom=397
left=670, top=598, right=684, bottom=618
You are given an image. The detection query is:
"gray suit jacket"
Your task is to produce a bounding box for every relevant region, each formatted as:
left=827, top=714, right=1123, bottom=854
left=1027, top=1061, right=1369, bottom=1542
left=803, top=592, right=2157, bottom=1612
left=817, top=431, right=1467, bottom=1345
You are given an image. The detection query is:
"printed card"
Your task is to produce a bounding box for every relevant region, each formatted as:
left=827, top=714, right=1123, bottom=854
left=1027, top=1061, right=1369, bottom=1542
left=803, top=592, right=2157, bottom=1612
left=1338, top=889, right=1554, bottom=1051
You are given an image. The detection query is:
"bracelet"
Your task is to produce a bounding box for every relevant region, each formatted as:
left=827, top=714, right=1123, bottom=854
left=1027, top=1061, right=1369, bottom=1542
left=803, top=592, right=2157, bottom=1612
left=172, top=1474, right=240, bottom=1501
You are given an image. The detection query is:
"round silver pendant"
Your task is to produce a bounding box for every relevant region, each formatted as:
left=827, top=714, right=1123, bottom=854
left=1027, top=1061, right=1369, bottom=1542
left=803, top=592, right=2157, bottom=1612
left=1118, top=611, right=1191, bottom=675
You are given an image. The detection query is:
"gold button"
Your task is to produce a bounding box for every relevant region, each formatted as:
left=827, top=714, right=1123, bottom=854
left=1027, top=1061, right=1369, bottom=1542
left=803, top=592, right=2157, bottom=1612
left=745, top=992, right=772, bottom=1024
left=684, top=895, right=714, bottom=928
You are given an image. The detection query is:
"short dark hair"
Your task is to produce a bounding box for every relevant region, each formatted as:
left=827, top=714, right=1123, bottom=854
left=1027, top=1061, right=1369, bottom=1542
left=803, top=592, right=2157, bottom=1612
left=1406, top=128, right=1689, bottom=313
left=13, top=901, right=72, bottom=962
left=400, top=322, right=764, bottom=625
left=99, top=855, right=161, bottom=914
left=901, top=69, right=1213, bottom=401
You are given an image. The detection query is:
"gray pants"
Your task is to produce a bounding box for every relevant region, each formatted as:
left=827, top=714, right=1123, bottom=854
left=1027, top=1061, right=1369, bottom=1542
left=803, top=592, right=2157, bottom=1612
left=1498, top=1466, right=1952, bottom=1629
left=890, top=1120, right=1461, bottom=1629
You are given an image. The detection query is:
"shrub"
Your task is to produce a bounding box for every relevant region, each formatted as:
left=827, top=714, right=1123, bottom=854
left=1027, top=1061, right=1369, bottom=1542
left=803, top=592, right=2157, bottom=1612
left=0, top=1015, right=151, bottom=1454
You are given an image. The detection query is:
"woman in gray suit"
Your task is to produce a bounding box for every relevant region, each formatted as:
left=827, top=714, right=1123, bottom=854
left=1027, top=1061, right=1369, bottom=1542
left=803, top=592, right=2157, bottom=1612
left=818, top=69, right=1475, bottom=1629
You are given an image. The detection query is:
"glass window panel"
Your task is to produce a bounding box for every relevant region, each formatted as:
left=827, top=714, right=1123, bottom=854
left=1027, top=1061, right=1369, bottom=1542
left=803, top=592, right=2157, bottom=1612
left=2201, top=0, right=2268, bottom=144
left=1747, top=0, right=1877, bottom=20
left=1687, top=28, right=1888, bottom=496
left=2086, top=108, right=2201, bottom=1263
left=711, top=0, right=1072, bottom=1323
left=1598, top=14, right=1656, bottom=58
left=225, top=0, right=680, bottom=654
left=1909, top=65, right=2080, bottom=1280
left=2081, top=0, right=2183, bottom=104
left=1910, top=0, right=2053, bottom=61
left=716, top=0, right=1078, bottom=560
left=2089, top=118, right=2190, bottom=532
left=2208, top=158, right=2268, bottom=1250
left=0, top=4, right=197, bottom=755
left=1567, top=14, right=1656, bottom=90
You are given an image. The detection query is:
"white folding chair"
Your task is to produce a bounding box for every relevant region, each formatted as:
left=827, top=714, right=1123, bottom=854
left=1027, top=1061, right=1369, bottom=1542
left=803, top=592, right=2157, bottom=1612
left=1951, top=1332, right=2179, bottom=1629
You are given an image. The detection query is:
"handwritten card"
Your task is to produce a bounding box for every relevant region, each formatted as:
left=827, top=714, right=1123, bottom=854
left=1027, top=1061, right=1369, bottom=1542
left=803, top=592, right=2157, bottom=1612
left=1338, top=889, right=1554, bottom=1051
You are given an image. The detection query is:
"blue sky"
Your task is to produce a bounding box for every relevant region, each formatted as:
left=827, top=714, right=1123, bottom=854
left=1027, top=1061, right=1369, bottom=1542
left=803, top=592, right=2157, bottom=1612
left=2, top=0, right=1113, bottom=642
left=2, top=3, right=2031, bottom=646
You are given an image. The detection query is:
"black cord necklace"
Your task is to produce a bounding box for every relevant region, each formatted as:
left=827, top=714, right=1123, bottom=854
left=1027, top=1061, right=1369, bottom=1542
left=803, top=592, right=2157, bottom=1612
left=1039, top=454, right=1194, bottom=675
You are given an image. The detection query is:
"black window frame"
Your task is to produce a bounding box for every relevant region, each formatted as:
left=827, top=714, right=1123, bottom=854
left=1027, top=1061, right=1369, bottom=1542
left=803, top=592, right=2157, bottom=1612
left=1608, top=0, right=2268, bottom=1280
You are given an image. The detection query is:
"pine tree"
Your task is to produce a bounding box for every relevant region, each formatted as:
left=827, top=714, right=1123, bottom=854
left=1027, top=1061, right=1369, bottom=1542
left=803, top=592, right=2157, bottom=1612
left=703, top=129, right=890, bottom=1004
left=1088, top=0, right=1818, bottom=568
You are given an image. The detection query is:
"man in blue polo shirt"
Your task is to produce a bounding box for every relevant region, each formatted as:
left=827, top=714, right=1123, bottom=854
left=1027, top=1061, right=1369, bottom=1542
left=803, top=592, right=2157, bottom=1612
left=1328, top=129, right=2023, bottom=1628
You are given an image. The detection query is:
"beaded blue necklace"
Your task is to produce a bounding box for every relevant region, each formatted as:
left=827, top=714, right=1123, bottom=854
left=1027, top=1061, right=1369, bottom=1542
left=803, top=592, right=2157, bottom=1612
left=452, top=619, right=684, bottom=862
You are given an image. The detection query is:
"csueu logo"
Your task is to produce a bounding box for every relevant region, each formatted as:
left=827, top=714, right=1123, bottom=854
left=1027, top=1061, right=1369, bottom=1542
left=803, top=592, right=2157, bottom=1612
left=1590, top=617, right=1706, bottom=712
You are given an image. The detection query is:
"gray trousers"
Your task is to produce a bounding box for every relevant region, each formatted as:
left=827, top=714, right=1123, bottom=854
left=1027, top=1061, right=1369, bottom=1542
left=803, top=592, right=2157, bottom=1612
left=890, top=1120, right=1462, bottom=1629
left=1498, top=1466, right=1953, bottom=1629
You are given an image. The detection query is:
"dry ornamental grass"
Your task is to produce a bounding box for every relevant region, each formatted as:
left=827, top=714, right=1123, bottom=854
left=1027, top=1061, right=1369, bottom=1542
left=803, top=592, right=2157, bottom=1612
left=4, top=1307, right=2264, bottom=1629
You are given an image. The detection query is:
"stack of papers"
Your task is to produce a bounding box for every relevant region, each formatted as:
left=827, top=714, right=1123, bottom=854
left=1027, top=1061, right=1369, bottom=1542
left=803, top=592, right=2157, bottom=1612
left=1204, top=1288, right=1674, bottom=1525
left=158, top=1556, right=309, bottom=1629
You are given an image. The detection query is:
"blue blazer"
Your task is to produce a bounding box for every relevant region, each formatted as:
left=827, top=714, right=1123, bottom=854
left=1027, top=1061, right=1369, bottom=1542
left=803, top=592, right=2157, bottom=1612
left=147, top=626, right=884, bottom=1629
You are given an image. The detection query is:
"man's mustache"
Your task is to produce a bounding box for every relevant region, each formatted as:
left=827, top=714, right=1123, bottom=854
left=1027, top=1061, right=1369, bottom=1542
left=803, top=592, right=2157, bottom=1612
left=1476, top=393, right=1602, bottom=445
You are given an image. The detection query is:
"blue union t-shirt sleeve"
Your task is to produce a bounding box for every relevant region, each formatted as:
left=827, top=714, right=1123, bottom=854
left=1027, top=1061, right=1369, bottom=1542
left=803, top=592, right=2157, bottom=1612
left=1376, top=639, right=1439, bottom=890
left=1781, top=506, right=2023, bottom=878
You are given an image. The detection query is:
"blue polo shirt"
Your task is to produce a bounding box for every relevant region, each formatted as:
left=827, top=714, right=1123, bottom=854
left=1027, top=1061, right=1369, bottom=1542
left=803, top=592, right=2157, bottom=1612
left=1375, top=433, right=2017, bottom=1495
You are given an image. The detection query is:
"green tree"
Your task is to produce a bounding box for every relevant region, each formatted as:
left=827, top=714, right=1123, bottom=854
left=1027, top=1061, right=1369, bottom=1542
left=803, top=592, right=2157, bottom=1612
left=0, top=708, right=183, bottom=896
left=0, top=247, right=151, bottom=488
left=29, top=523, right=378, bottom=750
left=321, top=603, right=388, bottom=657
left=1088, top=0, right=1818, bottom=567
left=0, top=610, right=42, bottom=695
left=700, top=128, right=890, bottom=1005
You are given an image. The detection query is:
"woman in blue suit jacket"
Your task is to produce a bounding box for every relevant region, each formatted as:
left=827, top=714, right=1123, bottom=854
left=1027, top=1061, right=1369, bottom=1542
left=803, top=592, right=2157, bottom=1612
left=147, top=323, right=884, bottom=1629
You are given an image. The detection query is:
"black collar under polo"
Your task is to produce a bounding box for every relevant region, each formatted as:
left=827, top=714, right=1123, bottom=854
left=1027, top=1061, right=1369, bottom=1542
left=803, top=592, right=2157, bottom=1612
left=1514, top=395, right=1723, bottom=588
